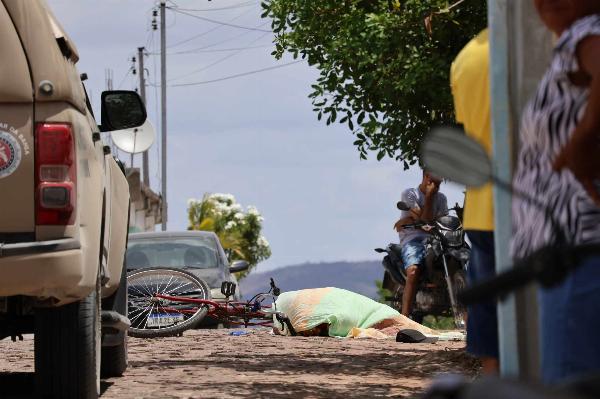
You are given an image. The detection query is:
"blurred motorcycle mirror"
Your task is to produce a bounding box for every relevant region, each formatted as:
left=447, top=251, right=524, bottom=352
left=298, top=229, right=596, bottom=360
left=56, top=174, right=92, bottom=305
left=397, top=201, right=411, bottom=211
left=421, top=126, right=492, bottom=188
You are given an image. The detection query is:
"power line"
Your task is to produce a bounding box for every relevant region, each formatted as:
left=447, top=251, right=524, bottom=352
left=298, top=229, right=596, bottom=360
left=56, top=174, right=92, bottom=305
left=169, top=31, right=271, bottom=82
left=166, top=6, right=256, bottom=49
left=161, top=20, right=270, bottom=54
left=171, top=60, right=303, bottom=87
left=167, top=44, right=271, bottom=55
left=117, top=66, right=134, bottom=89
left=174, top=1, right=257, bottom=12
left=169, top=7, right=271, bottom=32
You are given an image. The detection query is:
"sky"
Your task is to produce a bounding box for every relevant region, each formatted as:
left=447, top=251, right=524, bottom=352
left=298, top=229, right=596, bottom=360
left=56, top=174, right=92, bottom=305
left=46, top=0, right=464, bottom=273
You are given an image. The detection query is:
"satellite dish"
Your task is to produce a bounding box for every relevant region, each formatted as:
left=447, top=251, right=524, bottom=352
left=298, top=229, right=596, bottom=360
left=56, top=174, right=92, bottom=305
left=110, top=119, right=155, bottom=154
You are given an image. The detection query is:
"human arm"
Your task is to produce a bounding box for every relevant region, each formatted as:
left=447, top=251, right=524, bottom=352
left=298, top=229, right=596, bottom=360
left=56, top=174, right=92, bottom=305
left=553, top=35, right=600, bottom=204
left=393, top=190, right=421, bottom=232
left=420, top=183, right=439, bottom=222
left=394, top=209, right=421, bottom=232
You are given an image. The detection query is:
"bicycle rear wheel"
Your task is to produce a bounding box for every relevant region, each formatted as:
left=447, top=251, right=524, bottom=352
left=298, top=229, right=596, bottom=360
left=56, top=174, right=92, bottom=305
left=127, top=268, right=211, bottom=338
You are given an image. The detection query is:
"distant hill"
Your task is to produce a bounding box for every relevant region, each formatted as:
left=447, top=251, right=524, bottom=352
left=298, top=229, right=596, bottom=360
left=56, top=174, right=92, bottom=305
left=239, top=260, right=383, bottom=300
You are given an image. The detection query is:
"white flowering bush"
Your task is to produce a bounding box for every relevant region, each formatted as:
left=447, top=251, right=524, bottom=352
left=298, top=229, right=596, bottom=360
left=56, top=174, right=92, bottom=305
left=187, top=193, right=271, bottom=278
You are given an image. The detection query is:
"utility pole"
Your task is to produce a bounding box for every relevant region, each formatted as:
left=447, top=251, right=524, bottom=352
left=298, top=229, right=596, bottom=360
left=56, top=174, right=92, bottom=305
left=160, top=1, right=168, bottom=231
left=137, top=47, right=150, bottom=187
left=488, top=0, right=552, bottom=379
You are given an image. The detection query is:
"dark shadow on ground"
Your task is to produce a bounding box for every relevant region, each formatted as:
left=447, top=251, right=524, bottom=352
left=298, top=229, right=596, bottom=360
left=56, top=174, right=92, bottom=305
left=130, top=347, right=479, bottom=381
left=193, top=381, right=420, bottom=399
left=0, top=372, right=113, bottom=398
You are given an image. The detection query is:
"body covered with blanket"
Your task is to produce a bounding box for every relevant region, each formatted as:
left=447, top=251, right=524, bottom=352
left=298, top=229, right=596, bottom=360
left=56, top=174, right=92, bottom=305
left=272, top=287, right=436, bottom=338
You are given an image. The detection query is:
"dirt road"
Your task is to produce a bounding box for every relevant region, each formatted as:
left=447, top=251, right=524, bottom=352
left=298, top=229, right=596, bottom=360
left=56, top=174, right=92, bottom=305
left=0, top=329, right=479, bottom=398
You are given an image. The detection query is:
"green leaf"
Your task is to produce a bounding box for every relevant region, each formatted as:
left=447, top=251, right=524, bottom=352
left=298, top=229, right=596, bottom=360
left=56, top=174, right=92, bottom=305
left=263, top=0, right=486, bottom=164
left=357, top=111, right=365, bottom=124
left=187, top=193, right=271, bottom=279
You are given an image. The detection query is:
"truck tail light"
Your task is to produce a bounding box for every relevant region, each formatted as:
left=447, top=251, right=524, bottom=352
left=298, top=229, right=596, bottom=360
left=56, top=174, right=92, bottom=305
left=35, top=123, right=77, bottom=225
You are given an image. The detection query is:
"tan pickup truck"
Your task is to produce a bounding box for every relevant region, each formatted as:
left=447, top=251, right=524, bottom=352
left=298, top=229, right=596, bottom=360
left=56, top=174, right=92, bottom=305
left=0, top=1, right=146, bottom=397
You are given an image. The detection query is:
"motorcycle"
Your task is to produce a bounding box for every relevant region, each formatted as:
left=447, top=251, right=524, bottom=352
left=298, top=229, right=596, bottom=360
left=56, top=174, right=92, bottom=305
left=375, top=201, right=470, bottom=328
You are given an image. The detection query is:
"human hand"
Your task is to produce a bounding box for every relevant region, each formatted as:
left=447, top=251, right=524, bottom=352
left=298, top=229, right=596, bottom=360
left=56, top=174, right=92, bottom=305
left=553, top=137, right=600, bottom=205
left=409, top=208, right=421, bottom=220
left=394, top=220, right=403, bottom=232
left=424, top=181, right=439, bottom=197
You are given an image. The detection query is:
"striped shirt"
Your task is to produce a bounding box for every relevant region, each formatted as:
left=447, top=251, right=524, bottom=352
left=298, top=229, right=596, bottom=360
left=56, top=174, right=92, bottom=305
left=511, top=15, right=600, bottom=258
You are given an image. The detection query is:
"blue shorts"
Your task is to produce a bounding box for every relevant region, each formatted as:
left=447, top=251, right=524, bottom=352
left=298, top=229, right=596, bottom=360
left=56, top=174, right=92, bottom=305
left=465, top=230, right=499, bottom=359
left=400, top=238, right=427, bottom=269
left=539, top=255, right=600, bottom=384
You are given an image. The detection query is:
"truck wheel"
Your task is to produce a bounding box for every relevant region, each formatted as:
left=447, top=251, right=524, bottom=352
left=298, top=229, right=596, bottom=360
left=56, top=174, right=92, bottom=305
left=35, top=274, right=101, bottom=399
left=101, top=262, right=128, bottom=378
left=101, top=333, right=127, bottom=378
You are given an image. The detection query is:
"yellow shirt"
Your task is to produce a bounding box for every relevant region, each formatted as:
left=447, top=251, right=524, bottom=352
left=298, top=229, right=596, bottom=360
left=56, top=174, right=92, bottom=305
left=450, top=29, right=494, bottom=231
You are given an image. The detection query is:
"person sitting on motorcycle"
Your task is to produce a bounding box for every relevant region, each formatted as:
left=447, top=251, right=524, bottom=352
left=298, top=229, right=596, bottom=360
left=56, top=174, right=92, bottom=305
left=394, top=171, right=448, bottom=317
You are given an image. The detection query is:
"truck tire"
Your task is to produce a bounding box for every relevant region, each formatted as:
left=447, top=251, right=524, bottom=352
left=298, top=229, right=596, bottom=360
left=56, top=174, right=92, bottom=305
left=101, top=262, right=128, bottom=378
left=35, top=274, right=101, bottom=399
left=101, top=332, right=127, bottom=378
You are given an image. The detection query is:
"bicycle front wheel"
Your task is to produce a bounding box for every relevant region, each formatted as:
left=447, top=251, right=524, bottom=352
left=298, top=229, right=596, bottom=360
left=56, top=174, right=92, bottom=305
left=127, top=268, right=211, bottom=338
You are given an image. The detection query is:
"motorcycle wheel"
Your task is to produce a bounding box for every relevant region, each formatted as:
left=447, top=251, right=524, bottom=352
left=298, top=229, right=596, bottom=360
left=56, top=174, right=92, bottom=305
left=390, top=282, right=405, bottom=312
left=452, top=270, right=468, bottom=329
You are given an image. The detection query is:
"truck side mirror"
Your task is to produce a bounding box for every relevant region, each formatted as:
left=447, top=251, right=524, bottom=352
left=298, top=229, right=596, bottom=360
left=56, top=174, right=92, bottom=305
left=100, top=90, right=147, bottom=132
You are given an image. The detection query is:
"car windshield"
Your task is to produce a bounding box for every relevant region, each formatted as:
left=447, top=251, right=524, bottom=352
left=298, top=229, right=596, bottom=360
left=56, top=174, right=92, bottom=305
left=126, top=236, right=220, bottom=270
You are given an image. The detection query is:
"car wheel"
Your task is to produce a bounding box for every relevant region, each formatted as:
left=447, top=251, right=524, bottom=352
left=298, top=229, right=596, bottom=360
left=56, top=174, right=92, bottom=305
left=101, top=262, right=128, bottom=377
left=35, top=271, right=101, bottom=398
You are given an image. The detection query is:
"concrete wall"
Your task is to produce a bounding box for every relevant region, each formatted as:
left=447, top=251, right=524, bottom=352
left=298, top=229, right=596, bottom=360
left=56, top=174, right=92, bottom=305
left=126, top=168, right=162, bottom=233
left=507, top=1, right=553, bottom=381
left=489, top=0, right=553, bottom=379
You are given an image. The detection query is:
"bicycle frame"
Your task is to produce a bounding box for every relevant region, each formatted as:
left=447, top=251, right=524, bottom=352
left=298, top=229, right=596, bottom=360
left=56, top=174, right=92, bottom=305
left=152, top=292, right=285, bottom=328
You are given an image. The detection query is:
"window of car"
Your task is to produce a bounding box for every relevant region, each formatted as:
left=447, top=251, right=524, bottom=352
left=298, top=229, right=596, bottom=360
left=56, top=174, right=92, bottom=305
left=126, top=236, right=220, bottom=270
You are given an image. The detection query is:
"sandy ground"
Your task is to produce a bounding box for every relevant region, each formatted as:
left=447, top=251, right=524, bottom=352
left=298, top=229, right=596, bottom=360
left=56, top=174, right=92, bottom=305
left=0, top=329, right=479, bottom=398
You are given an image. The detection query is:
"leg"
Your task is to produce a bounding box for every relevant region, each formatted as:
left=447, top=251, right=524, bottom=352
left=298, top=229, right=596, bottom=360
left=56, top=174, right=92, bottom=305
left=400, top=238, right=427, bottom=317
left=402, top=265, right=420, bottom=317
left=540, top=255, right=600, bottom=383
left=465, top=230, right=499, bottom=375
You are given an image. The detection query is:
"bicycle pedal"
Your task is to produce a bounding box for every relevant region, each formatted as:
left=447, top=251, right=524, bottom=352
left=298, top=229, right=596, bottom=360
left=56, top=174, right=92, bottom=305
left=221, top=281, right=237, bottom=298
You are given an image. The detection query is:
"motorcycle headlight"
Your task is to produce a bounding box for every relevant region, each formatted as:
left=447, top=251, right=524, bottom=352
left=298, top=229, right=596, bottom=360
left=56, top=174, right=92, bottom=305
left=441, top=229, right=463, bottom=247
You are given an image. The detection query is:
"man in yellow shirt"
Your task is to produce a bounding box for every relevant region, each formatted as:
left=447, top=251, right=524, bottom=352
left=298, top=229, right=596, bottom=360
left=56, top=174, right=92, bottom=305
left=450, top=29, right=498, bottom=374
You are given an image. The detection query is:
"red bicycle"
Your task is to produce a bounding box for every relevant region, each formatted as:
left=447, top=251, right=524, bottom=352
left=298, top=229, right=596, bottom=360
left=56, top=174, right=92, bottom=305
left=126, top=267, right=295, bottom=338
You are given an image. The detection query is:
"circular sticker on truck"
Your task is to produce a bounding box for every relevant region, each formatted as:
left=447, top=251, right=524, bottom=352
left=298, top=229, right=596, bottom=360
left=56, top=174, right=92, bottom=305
left=0, top=131, right=22, bottom=179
